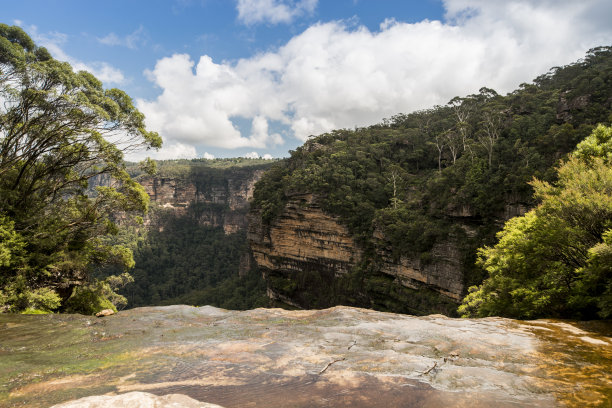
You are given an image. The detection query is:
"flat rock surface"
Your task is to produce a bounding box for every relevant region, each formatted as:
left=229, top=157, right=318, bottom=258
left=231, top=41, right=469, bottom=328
left=50, top=391, right=224, bottom=408
left=0, top=305, right=611, bottom=407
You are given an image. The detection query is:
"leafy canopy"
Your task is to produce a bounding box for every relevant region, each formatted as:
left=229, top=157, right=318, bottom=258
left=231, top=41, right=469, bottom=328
left=0, top=24, right=161, bottom=314
left=459, top=124, right=612, bottom=319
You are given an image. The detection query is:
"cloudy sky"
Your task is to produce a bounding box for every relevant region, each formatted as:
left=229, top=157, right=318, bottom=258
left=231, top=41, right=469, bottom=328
left=5, top=0, right=612, bottom=160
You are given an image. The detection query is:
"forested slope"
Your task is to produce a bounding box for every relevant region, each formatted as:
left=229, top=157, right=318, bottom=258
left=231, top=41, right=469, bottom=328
left=249, top=46, right=612, bottom=316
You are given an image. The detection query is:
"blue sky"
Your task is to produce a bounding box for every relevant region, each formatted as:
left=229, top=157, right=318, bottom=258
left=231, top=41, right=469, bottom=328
left=4, top=0, right=612, bottom=160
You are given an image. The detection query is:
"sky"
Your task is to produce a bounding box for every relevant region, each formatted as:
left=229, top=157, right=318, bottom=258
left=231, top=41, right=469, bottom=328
left=3, top=0, right=612, bottom=160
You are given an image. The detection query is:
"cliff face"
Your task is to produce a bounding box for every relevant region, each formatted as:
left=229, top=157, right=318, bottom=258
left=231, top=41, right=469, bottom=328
left=248, top=195, right=461, bottom=314
left=248, top=194, right=358, bottom=276
left=102, top=162, right=273, bottom=308
left=139, top=169, right=264, bottom=234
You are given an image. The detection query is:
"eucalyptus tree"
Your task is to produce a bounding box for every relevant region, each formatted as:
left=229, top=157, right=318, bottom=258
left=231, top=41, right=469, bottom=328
left=0, top=24, right=161, bottom=313
left=460, top=125, right=612, bottom=319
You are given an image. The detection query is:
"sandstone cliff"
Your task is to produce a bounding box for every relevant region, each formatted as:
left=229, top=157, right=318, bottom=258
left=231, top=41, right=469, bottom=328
left=138, top=168, right=265, bottom=234
left=248, top=194, right=461, bottom=314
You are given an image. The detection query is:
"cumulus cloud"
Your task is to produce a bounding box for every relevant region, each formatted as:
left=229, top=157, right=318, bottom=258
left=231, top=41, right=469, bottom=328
left=139, top=0, right=612, bottom=153
left=202, top=152, right=215, bottom=159
left=24, top=25, right=125, bottom=85
left=98, top=25, right=147, bottom=49
left=243, top=151, right=261, bottom=159
left=262, top=153, right=274, bottom=159
left=137, top=53, right=287, bottom=149
left=125, top=141, right=197, bottom=162
left=236, top=0, right=317, bottom=25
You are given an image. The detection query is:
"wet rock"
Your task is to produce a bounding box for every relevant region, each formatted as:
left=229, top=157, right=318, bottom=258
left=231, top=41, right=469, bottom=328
left=95, top=309, right=115, bottom=317
left=2, top=305, right=611, bottom=408
left=50, top=391, right=224, bottom=408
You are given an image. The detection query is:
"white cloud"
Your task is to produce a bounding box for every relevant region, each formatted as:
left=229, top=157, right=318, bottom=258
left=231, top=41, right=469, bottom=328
left=243, top=151, right=260, bottom=159
left=137, top=54, right=286, bottom=149
left=125, top=141, right=197, bottom=162
left=23, top=25, right=125, bottom=85
left=139, top=0, right=612, bottom=154
left=237, top=0, right=317, bottom=25
left=202, top=152, right=215, bottom=159
left=262, top=153, right=274, bottom=159
left=98, top=26, right=146, bottom=49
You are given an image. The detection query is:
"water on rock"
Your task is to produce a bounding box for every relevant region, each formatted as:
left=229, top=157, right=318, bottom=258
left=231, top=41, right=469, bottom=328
left=0, top=305, right=610, bottom=407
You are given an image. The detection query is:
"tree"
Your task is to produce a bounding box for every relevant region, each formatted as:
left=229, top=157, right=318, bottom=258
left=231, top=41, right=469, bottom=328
left=476, top=105, right=505, bottom=167
left=448, top=96, right=475, bottom=155
left=0, top=25, right=161, bottom=313
left=459, top=124, right=612, bottom=319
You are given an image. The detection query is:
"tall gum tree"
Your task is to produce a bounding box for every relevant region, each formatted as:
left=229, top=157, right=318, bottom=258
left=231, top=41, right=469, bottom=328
left=0, top=24, right=162, bottom=313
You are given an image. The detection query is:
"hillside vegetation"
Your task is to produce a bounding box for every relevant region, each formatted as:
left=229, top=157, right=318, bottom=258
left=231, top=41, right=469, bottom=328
left=251, top=46, right=612, bottom=317
left=98, top=158, right=273, bottom=310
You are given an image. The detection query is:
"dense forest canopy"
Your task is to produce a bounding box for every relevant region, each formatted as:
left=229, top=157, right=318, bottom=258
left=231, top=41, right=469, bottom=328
left=0, top=25, right=160, bottom=314
left=460, top=124, right=612, bottom=319
left=251, top=46, right=612, bottom=317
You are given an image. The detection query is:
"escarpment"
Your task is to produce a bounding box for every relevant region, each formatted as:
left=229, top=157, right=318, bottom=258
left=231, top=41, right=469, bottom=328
left=248, top=194, right=463, bottom=314
left=248, top=194, right=359, bottom=275
left=138, top=168, right=265, bottom=234
left=93, top=160, right=274, bottom=308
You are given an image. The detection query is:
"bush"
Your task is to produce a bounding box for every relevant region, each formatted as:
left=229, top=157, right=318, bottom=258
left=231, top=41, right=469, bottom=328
left=64, top=273, right=133, bottom=315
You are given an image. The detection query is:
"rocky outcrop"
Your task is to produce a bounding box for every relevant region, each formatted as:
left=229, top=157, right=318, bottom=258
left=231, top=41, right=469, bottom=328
left=556, top=92, right=590, bottom=122
left=248, top=195, right=463, bottom=311
left=51, top=392, right=225, bottom=408
left=139, top=169, right=265, bottom=234
left=248, top=194, right=359, bottom=278
left=375, top=239, right=464, bottom=301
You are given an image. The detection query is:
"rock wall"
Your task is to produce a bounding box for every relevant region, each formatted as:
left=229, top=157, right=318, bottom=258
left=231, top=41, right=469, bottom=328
left=139, top=169, right=265, bottom=234
left=248, top=194, right=359, bottom=277
left=375, top=240, right=464, bottom=301
left=248, top=194, right=463, bottom=311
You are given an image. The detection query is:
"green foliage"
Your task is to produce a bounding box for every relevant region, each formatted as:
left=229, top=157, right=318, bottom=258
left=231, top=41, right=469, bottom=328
left=572, top=123, right=612, bottom=163
left=460, top=125, right=612, bottom=319
left=0, top=25, right=159, bottom=313
left=64, top=273, right=134, bottom=315
left=125, top=157, right=276, bottom=179
left=0, top=275, right=61, bottom=313
left=105, top=207, right=269, bottom=310
left=0, top=214, right=25, bottom=268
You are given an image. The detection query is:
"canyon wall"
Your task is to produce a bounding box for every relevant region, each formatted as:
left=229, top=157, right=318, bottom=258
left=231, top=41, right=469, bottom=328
left=248, top=194, right=462, bottom=314
left=138, top=169, right=265, bottom=234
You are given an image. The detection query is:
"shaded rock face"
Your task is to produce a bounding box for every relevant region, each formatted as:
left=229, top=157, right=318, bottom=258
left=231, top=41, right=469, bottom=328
left=2, top=306, right=611, bottom=408
left=375, top=239, right=464, bottom=301
left=248, top=195, right=463, bottom=310
left=556, top=92, right=590, bottom=122
left=139, top=170, right=264, bottom=235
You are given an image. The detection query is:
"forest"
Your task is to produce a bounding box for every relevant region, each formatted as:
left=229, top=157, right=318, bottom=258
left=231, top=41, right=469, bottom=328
left=251, top=46, right=612, bottom=319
